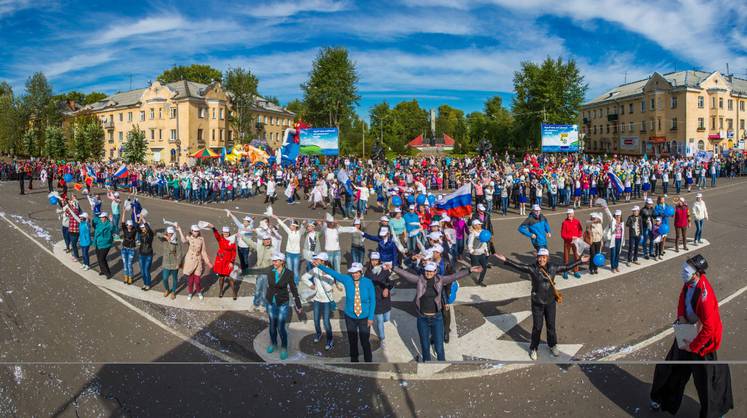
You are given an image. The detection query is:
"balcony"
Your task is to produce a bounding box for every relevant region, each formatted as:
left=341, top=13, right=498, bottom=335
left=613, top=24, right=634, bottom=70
left=102, top=120, right=114, bottom=129
left=697, top=127, right=706, bottom=132
left=607, top=113, right=618, bottom=122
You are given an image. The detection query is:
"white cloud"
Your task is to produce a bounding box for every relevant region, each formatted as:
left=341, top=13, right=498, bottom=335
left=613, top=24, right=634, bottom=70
left=245, top=0, right=349, bottom=18
left=0, top=0, right=32, bottom=17
left=90, top=15, right=188, bottom=45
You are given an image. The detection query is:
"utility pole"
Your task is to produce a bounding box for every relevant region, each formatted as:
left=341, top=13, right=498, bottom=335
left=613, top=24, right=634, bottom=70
left=362, top=119, right=365, bottom=157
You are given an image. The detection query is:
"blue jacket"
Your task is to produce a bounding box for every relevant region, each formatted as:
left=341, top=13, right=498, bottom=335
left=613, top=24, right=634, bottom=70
left=518, top=213, right=551, bottom=248
left=403, top=212, right=421, bottom=236
left=362, top=232, right=399, bottom=265
left=318, top=265, right=376, bottom=321
left=78, top=221, right=91, bottom=247
left=653, top=204, right=671, bottom=223
left=92, top=217, right=114, bottom=249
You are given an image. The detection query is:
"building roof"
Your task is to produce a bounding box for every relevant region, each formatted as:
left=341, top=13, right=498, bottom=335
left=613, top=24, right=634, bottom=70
left=583, top=70, right=747, bottom=106
left=86, top=80, right=294, bottom=115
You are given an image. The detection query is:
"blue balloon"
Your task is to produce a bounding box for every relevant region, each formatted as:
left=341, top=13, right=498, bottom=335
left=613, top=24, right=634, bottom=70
left=416, top=194, right=426, bottom=205
left=479, top=229, right=492, bottom=243
left=407, top=195, right=415, bottom=204
left=593, top=253, right=606, bottom=267
left=63, top=173, right=73, bottom=183
left=665, top=206, right=675, bottom=217
left=391, top=196, right=402, bottom=207
left=48, top=196, right=58, bottom=206
left=427, top=194, right=436, bottom=206
left=658, top=223, right=670, bottom=235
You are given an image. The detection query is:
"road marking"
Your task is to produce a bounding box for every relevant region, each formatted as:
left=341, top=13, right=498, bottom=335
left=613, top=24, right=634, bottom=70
left=0, top=213, right=237, bottom=363
left=600, top=283, right=747, bottom=361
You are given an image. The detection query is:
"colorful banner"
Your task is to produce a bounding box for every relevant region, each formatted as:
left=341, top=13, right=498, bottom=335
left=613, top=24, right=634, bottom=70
left=299, top=128, right=339, bottom=156
left=541, top=124, right=579, bottom=152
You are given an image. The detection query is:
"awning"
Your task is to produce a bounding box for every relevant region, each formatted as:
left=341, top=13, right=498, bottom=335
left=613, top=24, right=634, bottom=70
left=707, top=134, right=722, bottom=140
left=648, top=136, right=667, bottom=144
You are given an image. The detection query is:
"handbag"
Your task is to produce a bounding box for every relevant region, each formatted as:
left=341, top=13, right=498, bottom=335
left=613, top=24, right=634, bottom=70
left=540, top=268, right=563, bottom=304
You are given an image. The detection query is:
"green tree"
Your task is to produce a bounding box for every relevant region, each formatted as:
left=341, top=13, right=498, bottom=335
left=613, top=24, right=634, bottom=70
left=157, top=64, right=223, bottom=85
left=23, top=72, right=61, bottom=156
left=0, top=85, right=29, bottom=155
left=435, top=104, right=464, bottom=139
left=223, top=67, right=259, bottom=144
left=339, top=115, right=370, bottom=156
left=0, top=81, right=12, bottom=97
left=392, top=99, right=428, bottom=146
left=301, top=47, right=360, bottom=133
left=84, top=92, right=107, bottom=104
left=71, top=114, right=105, bottom=161
left=122, top=125, right=148, bottom=163
left=512, top=57, right=587, bottom=149
left=264, top=95, right=280, bottom=106
left=285, top=99, right=305, bottom=122
left=44, top=125, right=66, bottom=159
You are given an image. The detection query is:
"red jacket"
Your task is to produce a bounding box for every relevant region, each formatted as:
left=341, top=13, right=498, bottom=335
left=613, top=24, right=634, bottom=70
left=212, top=229, right=237, bottom=276
left=560, top=218, right=583, bottom=242
left=674, top=205, right=689, bottom=228
left=677, top=274, right=722, bottom=356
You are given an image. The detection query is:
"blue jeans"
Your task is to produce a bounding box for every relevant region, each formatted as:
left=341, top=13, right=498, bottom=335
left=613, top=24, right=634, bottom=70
left=139, top=254, right=153, bottom=286
left=375, top=311, right=390, bottom=340
left=267, top=302, right=290, bottom=349
left=549, top=193, right=557, bottom=209
left=162, top=269, right=178, bottom=292
left=237, top=247, right=250, bottom=271
left=62, top=226, right=71, bottom=250
left=112, top=213, right=120, bottom=235
left=609, top=238, right=622, bottom=269
left=254, top=274, right=268, bottom=307
left=642, top=228, right=654, bottom=257
left=710, top=174, right=717, bottom=187
left=694, top=219, right=704, bottom=242
left=313, top=301, right=333, bottom=343
left=327, top=250, right=341, bottom=272
left=417, top=312, right=445, bottom=362
left=501, top=197, right=508, bottom=215
left=674, top=180, right=681, bottom=194
left=357, top=199, right=367, bottom=215
left=662, top=182, right=669, bottom=195
left=286, top=252, right=301, bottom=285
left=121, top=247, right=136, bottom=276
left=351, top=246, right=365, bottom=265
left=80, top=245, right=90, bottom=266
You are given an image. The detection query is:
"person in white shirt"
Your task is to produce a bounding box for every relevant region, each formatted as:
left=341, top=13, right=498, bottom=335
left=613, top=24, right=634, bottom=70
left=264, top=179, right=276, bottom=204
left=468, top=219, right=489, bottom=286
left=320, top=213, right=358, bottom=272
left=273, top=214, right=303, bottom=284
left=691, top=193, right=709, bottom=244
left=300, top=252, right=338, bottom=350
left=227, top=210, right=254, bottom=274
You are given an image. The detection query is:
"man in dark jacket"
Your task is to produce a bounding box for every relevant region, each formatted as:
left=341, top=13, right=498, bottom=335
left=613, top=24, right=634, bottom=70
left=640, top=198, right=655, bottom=259
left=494, top=248, right=588, bottom=360
left=625, top=205, right=643, bottom=265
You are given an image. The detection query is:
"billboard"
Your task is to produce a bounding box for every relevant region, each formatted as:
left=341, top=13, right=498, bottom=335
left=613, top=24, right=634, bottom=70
left=298, top=128, right=339, bottom=156
left=541, top=124, right=579, bottom=152
left=619, top=136, right=640, bottom=151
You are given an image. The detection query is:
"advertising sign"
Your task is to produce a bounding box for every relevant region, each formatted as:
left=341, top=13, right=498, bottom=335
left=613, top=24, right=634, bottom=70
left=619, top=136, right=640, bottom=151
left=298, top=128, right=339, bottom=156
left=541, top=124, right=579, bottom=152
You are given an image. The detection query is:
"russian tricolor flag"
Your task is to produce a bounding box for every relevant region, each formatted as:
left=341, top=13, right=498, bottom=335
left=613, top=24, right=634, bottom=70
left=436, top=183, right=473, bottom=218
left=607, top=171, right=624, bottom=194
left=113, top=164, right=129, bottom=178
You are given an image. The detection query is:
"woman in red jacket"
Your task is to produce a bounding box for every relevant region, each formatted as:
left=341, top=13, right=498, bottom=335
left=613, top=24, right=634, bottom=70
left=210, top=224, right=239, bottom=300
left=673, top=197, right=690, bottom=252
left=560, top=209, right=583, bottom=279
left=650, top=254, right=733, bottom=418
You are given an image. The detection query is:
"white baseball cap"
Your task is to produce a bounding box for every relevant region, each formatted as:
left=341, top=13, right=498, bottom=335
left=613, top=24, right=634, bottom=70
left=440, top=215, right=451, bottom=222
left=408, top=204, right=415, bottom=210
left=471, top=219, right=482, bottom=226
left=80, top=212, right=88, bottom=218
left=113, top=192, right=119, bottom=197
left=354, top=218, right=361, bottom=225
left=532, top=204, right=541, bottom=211
left=646, top=198, right=654, bottom=204
left=325, top=213, right=335, bottom=222
left=380, top=216, right=389, bottom=222
left=394, top=208, right=402, bottom=213
left=271, top=252, right=286, bottom=261
left=424, top=262, right=438, bottom=272
left=222, top=226, right=230, bottom=233
left=431, top=244, right=443, bottom=253
left=696, top=193, right=702, bottom=198
left=537, top=248, right=550, bottom=256
left=99, top=212, right=108, bottom=218
left=260, top=232, right=271, bottom=240
left=166, top=226, right=175, bottom=234
left=477, top=203, right=486, bottom=211
left=243, top=215, right=253, bottom=222
left=428, top=231, right=442, bottom=240
left=566, top=208, right=574, bottom=214
left=614, top=209, right=622, bottom=216
left=348, top=262, right=363, bottom=273
left=632, top=205, right=640, bottom=211
left=429, top=221, right=440, bottom=227
left=370, top=251, right=380, bottom=260
left=379, top=226, right=390, bottom=236
left=313, top=252, right=329, bottom=261
left=126, top=220, right=134, bottom=227
left=190, top=224, right=200, bottom=231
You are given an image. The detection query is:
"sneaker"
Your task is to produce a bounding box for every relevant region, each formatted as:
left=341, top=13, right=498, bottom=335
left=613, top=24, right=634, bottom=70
left=279, top=350, right=288, bottom=360
left=325, top=341, right=334, bottom=351
left=562, top=272, right=568, bottom=280
left=187, top=294, right=193, bottom=301
left=163, top=291, right=170, bottom=298
left=529, top=349, right=538, bottom=361
left=573, top=272, right=581, bottom=279
left=649, top=400, right=661, bottom=411
left=313, top=335, right=322, bottom=343
left=266, top=345, right=276, bottom=354
left=198, top=293, right=204, bottom=300
left=550, top=346, right=560, bottom=357
left=170, top=293, right=175, bottom=300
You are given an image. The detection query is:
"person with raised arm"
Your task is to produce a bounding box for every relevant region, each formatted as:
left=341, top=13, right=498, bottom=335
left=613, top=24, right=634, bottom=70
left=206, top=223, right=238, bottom=300
left=272, top=214, right=303, bottom=285
left=225, top=210, right=253, bottom=275
left=176, top=224, right=212, bottom=301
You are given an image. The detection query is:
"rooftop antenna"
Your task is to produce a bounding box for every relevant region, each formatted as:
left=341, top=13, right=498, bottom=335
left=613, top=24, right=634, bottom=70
left=129, top=74, right=132, bottom=90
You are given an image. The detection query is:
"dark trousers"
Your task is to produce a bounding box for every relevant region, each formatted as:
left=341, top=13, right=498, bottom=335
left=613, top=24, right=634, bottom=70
left=650, top=342, right=733, bottom=418
left=344, top=315, right=372, bottom=362
left=530, top=301, right=557, bottom=351
left=95, top=247, right=112, bottom=277
left=443, top=305, right=451, bottom=339
left=627, top=236, right=640, bottom=262
left=470, top=253, right=487, bottom=283
left=19, top=173, right=25, bottom=194
left=589, top=241, right=602, bottom=273
left=675, top=227, right=688, bottom=250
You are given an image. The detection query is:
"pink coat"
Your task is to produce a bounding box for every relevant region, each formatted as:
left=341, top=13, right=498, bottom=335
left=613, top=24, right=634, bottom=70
left=183, top=235, right=211, bottom=276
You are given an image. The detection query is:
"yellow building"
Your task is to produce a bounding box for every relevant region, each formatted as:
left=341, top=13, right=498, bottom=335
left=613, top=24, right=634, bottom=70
left=81, top=80, right=294, bottom=163
left=580, top=70, right=747, bottom=156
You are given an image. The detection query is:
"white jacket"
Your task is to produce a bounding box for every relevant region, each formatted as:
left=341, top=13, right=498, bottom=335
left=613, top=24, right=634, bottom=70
left=692, top=200, right=709, bottom=221
left=301, top=267, right=335, bottom=303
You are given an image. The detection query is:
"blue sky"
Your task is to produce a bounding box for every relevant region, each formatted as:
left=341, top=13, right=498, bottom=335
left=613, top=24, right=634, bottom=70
left=1, top=0, right=746, bottom=118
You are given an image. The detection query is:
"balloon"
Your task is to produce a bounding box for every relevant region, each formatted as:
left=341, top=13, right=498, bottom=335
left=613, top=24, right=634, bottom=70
left=407, top=195, right=415, bottom=204
left=391, top=196, right=402, bottom=207
left=63, top=173, right=73, bottom=183
left=658, top=223, right=670, bottom=235
left=593, top=253, right=606, bottom=267
left=427, top=194, right=436, bottom=206
left=665, top=206, right=675, bottom=217
left=479, top=229, right=492, bottom=243
left=416, top=194, right=426, bottom=205
left=48, top=196, right=58, bottom=206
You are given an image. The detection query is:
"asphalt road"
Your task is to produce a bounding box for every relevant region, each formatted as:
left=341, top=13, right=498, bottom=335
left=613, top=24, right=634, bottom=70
left=0, top=177, right=745, bottom=416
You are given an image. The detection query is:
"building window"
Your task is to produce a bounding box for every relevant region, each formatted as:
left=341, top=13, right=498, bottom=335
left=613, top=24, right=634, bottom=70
left=712, top=97, right=716, bottom=108
left=698, top=118, right=705, bottom=129
left=170, top=129, right=177, bottom=140
left=128, top=112, right=133, bottom=122
left=219, top=108, right=224, bottom=120
left=199, top=108, right=206, bottom=118
left=641, top=100, right=645, bottom=112
left=606, top=124, right=610, bottom=134
left=727, top=118, right=733, bottom=130
left=741, top=119, right=745, bottom=130
left=719, top=118, right=723, bottom=129
left=711, top=117, right=716, bottom=129
left=629, top=121, right=634, bottom=132
left=150, top=129, right=155, bottom=140
left=109, top=131, right=113, bottom=141
left=220, top=129, right=224, bottom=140
left=657, top=97, right=662, bottom=110
left=650, top=98, right=655, bottom=110
left=140, top=111, right=145, bottom=121
left=257, top=115, right=261, bottom=123
left=621, top=106, right=625, bottom=115
left=264, top=116, right=268, bottom=124
left=212, top=129, right=215, bottom=140
left=719, top=97, right=723, bottom=109
left=119, top=113, right=123, bottom=122
left=118, top=131, right=123, bottom=142
left=657, top=118, right=661, bottom=131
left=671, top=117, right=677, bottom=130
left=159, top=129, right=162, bottom=140
left=170, top=108, right=177, bottom=119
left=593, top=126, right=597, bottom=134
left=697, top=140, right=705, bottom=150
left=150, top=109, right=154, bottom=120
left=728, top=99, right=733, bottom=111
left=741, top=101, right=745, bottom=112
left=698, top=96, right=704, bottom=108
left=197, top=129, right=203, bottom=141
left=227, top=130, right=232, bottom=142
left=158, top=108, right=162, bottom=119
left=670, top=96, right=677, bottom=108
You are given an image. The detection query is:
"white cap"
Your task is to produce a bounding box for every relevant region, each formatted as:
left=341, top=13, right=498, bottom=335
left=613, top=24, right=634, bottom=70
left=431, top=244, right=443, bottom=253
left=99, top=212, right=108, bottom=218
left=353, top=218, right=362, bottom=225
left=325, top=213, right=335, bottom=222
left=190, top=224, right=200, bottom=231
left=379, top=227, right=389, bottom=236
left=614, top=209, right=622, bottom=216
left=424, top=200, right=431, bottom=206
left=477, top=203, right=486, bottom=211
left=380, top=216, right=389, bottom=222
left=428, top=231, right=442, bottom=240
left=566, top=208, right=574, bottom=214
left=139, top=222, right=147, bottom=229
left=166, top=226, right=175, bottom=234
left=696, top=193, right=702, bottom=198
left=271, top=252, right=286, bottom=261
left=113, top=192, right=119, bottom=197
left=537, top=248, right=550, bottom=256
left=313, top=252, right=329, bottom=261
left=370, top=251, right=380, bottom=260
left=429, top=221, right=440, bottom=227
left=222, top=226, right=230, bottom=233
left=243, top=215, right=252, bottom=222
left=532, top=204, right=541, bottom=211
left=408, top=204, right=415, bottom=210
left=80, top=212, right=88, bottom=218
left=440, top=215, right=451, bottom=222
left=632, top=205, right=640, bottom=211
left=394, top=208, right=402, bottom=213
left=591, top=212, right=603, bottom=220
left=646, top=198, right=654, bottom=204
left=260, top=232, right=271, bottom=240
left=348, top=262, right=363, bottom=273
left=424, top=262, right=438, bottom=272
left=655, top=217, right=662, bottom=222
left=471, top=219, right=482, bottom=226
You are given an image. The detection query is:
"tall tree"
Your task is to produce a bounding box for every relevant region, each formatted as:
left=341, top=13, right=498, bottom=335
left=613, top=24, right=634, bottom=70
left=23, top=72, right=60, bottom=156
left=44, top=125, right=66, bottom=159
left=392, top=100, right=428, bottom=144
left=223, top=67, right=259, bottom=144
left=71, top=114, right=105, bottom=161
left=285, top=99, right=305, bottom=121
left=84, top=92, right=107, bottom=104
left=512, top=57, right=587, bottom=149
left=301, top=47, right=360, bottom=133
left=0, top=85, right=28, bottom=155
left=157, top=64, right=223, bottom=85
left=264, top=95, right=280, bottom=106
left=123, top=125, right=148, bottom=163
